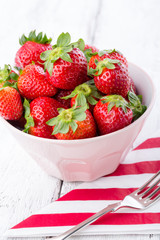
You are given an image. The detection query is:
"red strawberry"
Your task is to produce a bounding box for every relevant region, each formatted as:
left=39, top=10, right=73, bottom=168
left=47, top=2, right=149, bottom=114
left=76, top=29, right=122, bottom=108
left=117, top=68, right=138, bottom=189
left=0, top=65, right=22, bottom=120
left=88, top=49, right=128, bottom=71
left=88, top=52, right=108, bottom=70
left=23, top=97, right=63, bottom=139
left=54, top=89, right=72, bottom=109
left=18, top=64, right=57, bottom=99
left=93, top=92, right=147, bottom=135
left=0, top=87, right=23, bottom=120
left=93, top=95, right=133, bottom=135
left=47, top=105, right=97, bottom=140
left=105, top=49, right=128, bottom=69
left=41, top=32, right=87, bottom=90
left=15, top=30, right=52, bottom=69
left=83, top=45, right=99, bottom=64
left=84, top=44, right=99, bottom=53
left=90, top=58, right=130, bottom=98
left=30, top=97, right=62, bottom=125
left=29, top=125, right=55, bottom=139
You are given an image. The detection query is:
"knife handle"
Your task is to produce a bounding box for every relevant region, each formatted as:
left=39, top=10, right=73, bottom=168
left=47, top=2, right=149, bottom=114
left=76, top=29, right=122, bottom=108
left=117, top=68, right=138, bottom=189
left=51, top=201, right=121, bottom=240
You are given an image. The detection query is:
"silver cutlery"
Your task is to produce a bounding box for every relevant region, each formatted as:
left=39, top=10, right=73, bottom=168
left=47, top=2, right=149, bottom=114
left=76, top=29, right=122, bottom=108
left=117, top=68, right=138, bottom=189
left=49, top=171, right=160, bottom=240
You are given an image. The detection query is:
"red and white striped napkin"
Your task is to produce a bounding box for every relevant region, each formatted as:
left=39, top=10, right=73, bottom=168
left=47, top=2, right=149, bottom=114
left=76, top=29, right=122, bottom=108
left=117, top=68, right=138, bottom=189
left=4, top=133, right=160, bottom=237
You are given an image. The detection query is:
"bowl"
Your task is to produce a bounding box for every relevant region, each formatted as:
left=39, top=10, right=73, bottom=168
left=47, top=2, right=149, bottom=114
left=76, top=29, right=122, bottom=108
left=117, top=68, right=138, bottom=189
left=0, top=63, right=155, bottom=182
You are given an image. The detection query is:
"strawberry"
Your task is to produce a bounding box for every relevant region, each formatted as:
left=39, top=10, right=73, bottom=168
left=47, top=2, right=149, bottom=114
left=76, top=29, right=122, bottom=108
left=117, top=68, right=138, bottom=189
left=47, top=105, right=97, bottom=140
left=90, top=58, right=130, bottom=98
left=0, top=65, right=22, bottom=120
left=83, top=44, right=99, bottom=63
left=93, top=95, right=133, bottom=135
left=88, top=49, right=128, bottom=71
left=0, top=64, right=19, bottom=88
left=62, top=80, right=102, bottom=111
left=18, top=64, right=57, bottom=99
left=93, top=92, right=147, bottom=135
left=88, top=52, right=108, bottom=70
left=84, top=44, right=99, bottom=53
left=29, top=125, right=56, bottom=139
left=23, top=97, right=62, bottom=139
left=103, top=49, right=128, bottom=69
left=54, top=89, right=72, bottom=109
left=0, top=87, right=23, bottom=120
left=15, top=30, right=52, bottom=69
left=40, top=32, right=87, bottom=90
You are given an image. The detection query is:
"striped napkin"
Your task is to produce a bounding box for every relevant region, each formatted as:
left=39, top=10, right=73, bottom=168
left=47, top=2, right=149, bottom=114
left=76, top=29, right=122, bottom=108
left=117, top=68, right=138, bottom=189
left=4, top=134, right=160, bottom=237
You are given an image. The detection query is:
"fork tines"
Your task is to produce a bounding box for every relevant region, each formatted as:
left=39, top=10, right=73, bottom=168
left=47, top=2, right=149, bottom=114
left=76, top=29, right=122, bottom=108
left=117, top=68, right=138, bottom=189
left=137, top=171, right=160, bottom=201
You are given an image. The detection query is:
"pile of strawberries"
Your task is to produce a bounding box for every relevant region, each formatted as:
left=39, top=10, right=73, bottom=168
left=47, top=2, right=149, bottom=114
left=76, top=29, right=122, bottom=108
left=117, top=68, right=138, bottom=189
left=0, top=30, right=147, bottom=140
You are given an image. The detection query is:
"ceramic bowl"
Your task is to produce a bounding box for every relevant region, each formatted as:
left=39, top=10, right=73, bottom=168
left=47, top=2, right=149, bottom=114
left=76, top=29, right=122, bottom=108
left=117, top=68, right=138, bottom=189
left=0, top=63, right=155, bottom=182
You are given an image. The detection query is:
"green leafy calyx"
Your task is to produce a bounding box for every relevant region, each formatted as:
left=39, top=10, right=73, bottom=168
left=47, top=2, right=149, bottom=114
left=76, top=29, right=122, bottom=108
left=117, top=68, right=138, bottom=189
left=83, top=48, right=98, bottom=62
left=101, top=91, right=147, bottom=120
left=71, top=38, right=85, bottom=51
left=101, top=95, right=129, bottom=113
left=40, top=32, right=85, bottom=76
left=128, top=91, right=147, bottom=120
left=62, top=80, right=102, bottom=107
left=19, top=30, right=52, bottom=45
left=23, top=98, right=34, bottom=133
left=89, top=58, right=121, bottom=76
left=0, top=64, right=11, bottom=82
left=98, top=49, right=122, bottom=57
left=0, top=65, right=18, bottom=91
left=46, top=105, right=88, bottom=135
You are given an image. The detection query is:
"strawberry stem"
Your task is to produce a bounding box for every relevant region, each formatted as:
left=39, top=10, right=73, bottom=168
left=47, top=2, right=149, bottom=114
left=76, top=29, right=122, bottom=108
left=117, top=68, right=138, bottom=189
left=83, top=48, right=98, bottom=62
left=46, top=105, right=88, bottom=135
left=89, top=58, right=121, bottom=76
left=0, top=64, right=11, bottom=82
left=40, top=32, right=85, bottom=76
left=0, top=65, right=19, bottom=91
left=23, top=98, right=34, bottom=133
left=19, top=30, right=52, bottom=45
left=101, top=95, right=129, bottom=113
left=62, top=80, right=102, bottom=107
left=128, top=91, right=147, bottom=120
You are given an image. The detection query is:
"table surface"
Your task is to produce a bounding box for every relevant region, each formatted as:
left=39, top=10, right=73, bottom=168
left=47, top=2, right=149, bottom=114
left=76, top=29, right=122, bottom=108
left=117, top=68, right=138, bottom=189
left=0, top=0, right=160, bottom=239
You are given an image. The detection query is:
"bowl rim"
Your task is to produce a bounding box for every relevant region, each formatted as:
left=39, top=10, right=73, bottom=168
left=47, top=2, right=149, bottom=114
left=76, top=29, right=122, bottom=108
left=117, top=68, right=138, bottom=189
left=1, top=62, right=155, bottom=145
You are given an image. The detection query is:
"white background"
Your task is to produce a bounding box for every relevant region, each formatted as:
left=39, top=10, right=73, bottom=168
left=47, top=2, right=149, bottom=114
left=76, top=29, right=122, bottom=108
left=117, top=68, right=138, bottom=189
left=0, top=0, right=160, bottom=239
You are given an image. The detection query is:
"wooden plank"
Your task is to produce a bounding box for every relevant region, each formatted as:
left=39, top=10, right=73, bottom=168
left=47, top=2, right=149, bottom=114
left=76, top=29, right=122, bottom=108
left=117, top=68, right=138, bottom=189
left=54, top=235, right=160, bottom=240
left=3, top=234, right=160, bottom=240
left=0, top=0, right=160, bottom=239
left=0, top=124, right=61, bottom=237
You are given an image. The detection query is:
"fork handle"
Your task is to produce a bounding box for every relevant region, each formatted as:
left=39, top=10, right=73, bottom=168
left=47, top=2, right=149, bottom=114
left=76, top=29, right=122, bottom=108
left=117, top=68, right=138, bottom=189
left=50, top=202, right=121, bottom=240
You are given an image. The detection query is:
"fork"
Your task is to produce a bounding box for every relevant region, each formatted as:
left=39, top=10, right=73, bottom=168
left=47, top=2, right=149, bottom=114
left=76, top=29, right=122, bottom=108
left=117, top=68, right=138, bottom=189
left=49, top=171, right=160, bottom=240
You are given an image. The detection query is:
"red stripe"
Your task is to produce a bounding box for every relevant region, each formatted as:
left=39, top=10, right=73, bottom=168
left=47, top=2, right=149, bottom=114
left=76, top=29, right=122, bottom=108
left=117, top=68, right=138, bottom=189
left=12, top=212, right=160, bottom=229
left=58, top=188, right=137, bottom=201
left=58, top=184, right=160, bottom=202
left=109, top=161, right=160, bottom=177
left=134, top=138, right=160, bottom=150
left=11, top=138, right=160, bottom=231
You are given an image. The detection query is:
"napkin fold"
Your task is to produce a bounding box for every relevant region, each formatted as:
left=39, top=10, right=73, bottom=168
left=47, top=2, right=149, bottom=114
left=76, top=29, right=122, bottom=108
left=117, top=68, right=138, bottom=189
left=4, top=132, right=160, bottom=237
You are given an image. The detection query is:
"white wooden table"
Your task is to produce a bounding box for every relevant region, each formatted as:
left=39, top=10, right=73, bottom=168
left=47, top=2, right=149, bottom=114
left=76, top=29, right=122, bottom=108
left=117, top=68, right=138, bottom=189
left=0, top=0, right=160, bottom=239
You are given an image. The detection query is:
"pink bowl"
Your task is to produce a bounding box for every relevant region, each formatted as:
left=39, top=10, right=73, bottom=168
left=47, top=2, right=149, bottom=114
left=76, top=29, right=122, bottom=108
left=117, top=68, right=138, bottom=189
left=0, top=63, right=155, bottom=181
